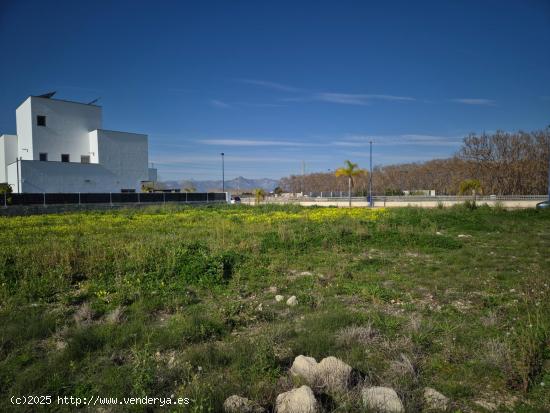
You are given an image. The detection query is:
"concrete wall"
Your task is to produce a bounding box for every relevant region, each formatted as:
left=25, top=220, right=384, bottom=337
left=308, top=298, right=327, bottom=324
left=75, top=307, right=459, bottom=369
left=242, top=198, right=543, bottom=209
left=15, top=99, right=33, bottom=160
left=0, top=134, right=18, bottom=182
left=17, top=97, right=102, bottom=162
left=8, top=160, right=121, bottom=193
left=95, top=129, right=149, bottom=191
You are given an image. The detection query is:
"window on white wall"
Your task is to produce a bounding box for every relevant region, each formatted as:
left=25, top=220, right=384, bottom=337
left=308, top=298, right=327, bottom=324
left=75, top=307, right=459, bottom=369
left=81, top=155, right=90, bottom=164
left=39, top=153, right=48, bottom=161
left=61, top=154, right=70, bottom=162
left=36, top=115, right=46, bottom=127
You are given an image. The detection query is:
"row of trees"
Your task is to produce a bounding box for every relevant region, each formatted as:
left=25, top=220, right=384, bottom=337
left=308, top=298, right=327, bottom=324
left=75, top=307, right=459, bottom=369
left=279, top=130, right=550, bottom=195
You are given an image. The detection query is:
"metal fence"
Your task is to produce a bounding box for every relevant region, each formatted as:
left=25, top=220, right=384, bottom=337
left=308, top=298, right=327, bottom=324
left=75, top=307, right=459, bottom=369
left=2, top=192, right=227, bottom=207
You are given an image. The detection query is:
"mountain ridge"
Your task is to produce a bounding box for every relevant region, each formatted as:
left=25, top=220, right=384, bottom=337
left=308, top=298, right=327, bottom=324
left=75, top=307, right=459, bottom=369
left=159, top=176, right=279, bottom=192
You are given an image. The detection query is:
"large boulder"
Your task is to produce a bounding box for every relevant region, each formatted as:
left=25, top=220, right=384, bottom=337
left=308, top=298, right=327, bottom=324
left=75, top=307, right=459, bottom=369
left=290, top=355, right=318, bottom=385
left=423, top=387, right=449, bottom=411
left=316, top=356, right=352, bottom=393
left=223, top=395, right=265, bottom=413
left=275, top=386, right=318, bottom=413
left=361, top=386, right=404, bottom=413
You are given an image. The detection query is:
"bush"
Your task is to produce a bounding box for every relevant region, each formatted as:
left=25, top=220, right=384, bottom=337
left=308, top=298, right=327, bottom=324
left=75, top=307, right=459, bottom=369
left=171, top=242, right=239, bottom=286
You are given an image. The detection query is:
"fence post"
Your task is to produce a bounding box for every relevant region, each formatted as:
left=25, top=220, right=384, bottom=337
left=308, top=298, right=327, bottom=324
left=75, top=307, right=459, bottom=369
left=207, top=192, right=209, bottom=203
left=78, top=192, right=81, bottom=206
left=3, top=192, right=6, bottom=208
left=138, top=192, right=140, bottom=204
left=110, top=192, right=112, bottom=207
left=185, top=192, right=188, bottom=203
left=163, top=192, right=166, bottom=205
left=43, top=192, right=46, bottom=207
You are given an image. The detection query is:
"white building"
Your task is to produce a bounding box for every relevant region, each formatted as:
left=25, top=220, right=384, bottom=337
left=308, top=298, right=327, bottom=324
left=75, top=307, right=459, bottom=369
left=0, top=94, right=156, bottom=193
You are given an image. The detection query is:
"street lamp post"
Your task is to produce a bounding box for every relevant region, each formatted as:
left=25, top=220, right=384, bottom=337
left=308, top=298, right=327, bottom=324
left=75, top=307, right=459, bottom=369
left=221, top=152, right=225, bottom=192
left=369, top=141, right=373, bottom=207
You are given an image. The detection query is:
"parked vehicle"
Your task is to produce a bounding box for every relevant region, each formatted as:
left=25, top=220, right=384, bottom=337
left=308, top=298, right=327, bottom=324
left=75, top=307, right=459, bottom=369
left=536, top=200, right=550, bottom=209
left=230, top=196, right=241, bottom=204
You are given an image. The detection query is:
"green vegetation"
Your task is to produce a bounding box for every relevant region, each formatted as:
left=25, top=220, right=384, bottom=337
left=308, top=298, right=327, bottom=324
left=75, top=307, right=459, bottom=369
left=0, top=205, right=549, bottom=412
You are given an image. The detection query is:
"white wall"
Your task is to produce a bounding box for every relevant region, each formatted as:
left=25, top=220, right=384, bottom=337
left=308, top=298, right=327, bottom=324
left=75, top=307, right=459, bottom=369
left=15, top=99, right=33, bottom=160
left=0, top=135, right=18, bottom=183
left=8, top=160, right=121, bottom=193
left=95, top=129, right=149, bottom=191
left=17, top=97, right=102, bottom=162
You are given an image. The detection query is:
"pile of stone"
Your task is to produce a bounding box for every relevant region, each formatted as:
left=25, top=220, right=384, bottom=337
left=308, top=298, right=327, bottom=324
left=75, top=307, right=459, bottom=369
left=224, top=354, right=449, bottom=412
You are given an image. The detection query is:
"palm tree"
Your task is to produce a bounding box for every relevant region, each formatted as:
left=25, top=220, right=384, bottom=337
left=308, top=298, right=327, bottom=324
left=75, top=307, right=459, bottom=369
left=254, top=188, right=266, bottom=205
left=335, top=160, right=366, bottom=207
left=459, top=179, right=482, bottom=205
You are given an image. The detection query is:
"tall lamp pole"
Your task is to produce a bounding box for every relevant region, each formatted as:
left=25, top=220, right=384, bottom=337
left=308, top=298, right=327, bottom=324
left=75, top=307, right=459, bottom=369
left=221, top=152, right=225, bottom=192
left=369, top=141, right=373, bottom=207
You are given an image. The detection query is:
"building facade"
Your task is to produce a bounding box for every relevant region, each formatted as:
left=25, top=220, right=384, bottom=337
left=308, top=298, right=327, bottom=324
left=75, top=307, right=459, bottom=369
left=0, top=95, right=156, bottom=193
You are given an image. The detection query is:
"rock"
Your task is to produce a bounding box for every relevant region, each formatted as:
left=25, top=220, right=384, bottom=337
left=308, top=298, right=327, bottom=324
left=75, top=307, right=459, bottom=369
left=275, top=385, right=318, bottom=413
left=268, top=286, right=278, bottom=293
left=298, top=271, right=313, bottom=276
left=290, top=355, right=352, bottom=393
left=423, top=387, right=449, bottom=411
left=361, top=387, right=404, bottom=413
left=275, top=295, right=284, bottom=302
left=256, top=303, right=263, bottom=311
left=457, top=234, right=472, bottom=238
left=290, top=355, right=319, bottom=385
left=316, top=356, right=352, bottom=393
left=286, top=296, right=298, bottom=306
left=223, top=395, right=265, bottom=413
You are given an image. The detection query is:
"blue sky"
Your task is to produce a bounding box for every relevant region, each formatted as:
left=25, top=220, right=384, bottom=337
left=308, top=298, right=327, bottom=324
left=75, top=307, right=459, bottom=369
left=1, top=0, right=549, bottom=180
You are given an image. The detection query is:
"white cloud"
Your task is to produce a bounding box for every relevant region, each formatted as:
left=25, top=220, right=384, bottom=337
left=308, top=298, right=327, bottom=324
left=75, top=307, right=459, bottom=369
left=333, top=134, right=463, bottom=147
left=450, top=98, right=496, bottom=106
left=286, top=93, right=415, bottom=105
left=210, top=99, right=231, bottom=108
left=196, top=138, right=316, bottom=147
left=237, top=79, right=301, bottom=92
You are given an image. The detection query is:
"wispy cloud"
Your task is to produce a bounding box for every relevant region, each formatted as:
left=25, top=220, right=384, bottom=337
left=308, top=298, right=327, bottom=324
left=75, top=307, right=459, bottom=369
left=150, top=154, right=330, bottom=164
left=333, top=134, right=463, bottom=147
left=210, top=99, right=231, bottom=108
left=285, top=92, right=415, bottom=105
left=196, top=138, right=317, bottom=147
left=237, top=79, right=301, bottom=92
left=450, top=98, right=496, bottom=106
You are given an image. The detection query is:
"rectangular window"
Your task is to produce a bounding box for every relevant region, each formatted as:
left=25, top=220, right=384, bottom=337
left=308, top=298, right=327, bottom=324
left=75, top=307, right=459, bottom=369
left=61, top=154, right=70, bottom=162
left=37, top=115, right=46, bottom=127
left=81, top=155, right=90, bottom=164
left=39, top=153, right=48, bottom=161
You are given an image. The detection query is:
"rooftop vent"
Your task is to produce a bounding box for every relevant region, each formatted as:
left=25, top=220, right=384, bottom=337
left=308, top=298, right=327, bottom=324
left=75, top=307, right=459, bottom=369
left=36, top=91, right=56, bottom=99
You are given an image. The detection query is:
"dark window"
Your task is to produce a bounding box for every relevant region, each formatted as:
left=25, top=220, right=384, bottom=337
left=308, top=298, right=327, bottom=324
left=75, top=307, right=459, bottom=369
left=61, top=154, right=70, bottom=162
left=121, top=189, right=136, bottom=193
left=37, top=115, right=46, bottom=127
left=81, top=155, right=90, bottom=164
left=39, top=153, right=48, bottom=161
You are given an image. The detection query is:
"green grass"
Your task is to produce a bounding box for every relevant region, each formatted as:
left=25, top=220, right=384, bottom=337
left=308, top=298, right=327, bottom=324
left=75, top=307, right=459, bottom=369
left=0, top=204, right=549, bottom=412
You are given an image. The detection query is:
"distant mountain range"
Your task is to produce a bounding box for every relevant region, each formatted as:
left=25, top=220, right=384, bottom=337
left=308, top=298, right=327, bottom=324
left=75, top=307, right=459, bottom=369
left=160, top=176, right=280, bottom=192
